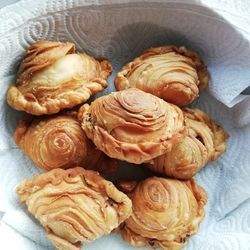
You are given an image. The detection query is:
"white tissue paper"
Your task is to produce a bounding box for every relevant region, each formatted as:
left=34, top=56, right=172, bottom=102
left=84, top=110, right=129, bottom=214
left=0, top=0, right=250, bottom=249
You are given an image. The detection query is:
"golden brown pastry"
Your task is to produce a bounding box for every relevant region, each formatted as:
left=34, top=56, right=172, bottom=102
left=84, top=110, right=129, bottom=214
left=16, top=167, right=132, bottom=250
left=117, top=177, right=207, bottom=250
left=183, top=108, right=229, bottom=160
left=147, top=108, right=229, bottom=179
left=80, top=88, right=186, bottom=164
left=115, top=46, right=209, bottom=106
left=14, top=112, right=117, bottom=173
left=7, top=40, right=112, bottom=115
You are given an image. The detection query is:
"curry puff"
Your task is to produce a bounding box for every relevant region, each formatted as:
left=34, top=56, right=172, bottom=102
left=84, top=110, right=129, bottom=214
left=7, top=40, right=112, bottom=115
left=115, top=46, right=208, bottom=106
left=148, top=108, right=229, bottom=179
left=16, top=167, right=132, bottom=250
left=14, top=112, right=117, bottom=173
left=80, top=88, right=186, bottom=164
left=117, top=177, right=207, bottom=250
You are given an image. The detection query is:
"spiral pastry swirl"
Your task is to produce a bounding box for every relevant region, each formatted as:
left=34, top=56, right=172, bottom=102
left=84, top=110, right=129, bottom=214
left=118, top=177, right=207, bottom=250
left=148, top=108, right=229, bottom=179
left=7, top=40, right=112, bottom=115
left=16, top=167, right=132, bottom=250
left=14, top=112, right=117, bottom=172
left=80, top=88, right=185, bottom=164
left=115, top=46, right=209, bottom=106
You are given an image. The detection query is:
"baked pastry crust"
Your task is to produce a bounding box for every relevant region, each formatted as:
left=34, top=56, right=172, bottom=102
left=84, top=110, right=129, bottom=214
left=14, top=112, right=117, bottom=173
left=16, top=167, right=132, bottom=250
left=115, top=46, right=208, bottom=106
left=148, top=108, right=229, bottom=179
left=117, top=177, right=207, bottom=250
left=183, top=108, right=229, bottom=160
left=80, top=88, right=186, bottom=164
left=7, top=40, right=112, bottom=115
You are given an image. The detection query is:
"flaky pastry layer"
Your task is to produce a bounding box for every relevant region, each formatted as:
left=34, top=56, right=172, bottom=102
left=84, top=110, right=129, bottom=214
left=7, top=40, right=112, bottom=115
left=117, top=177, right=207, bottom=250
left=16, top=167, right=132, bottom=250
left=148, top=108, right=229, bottom=179
left=80, top=88, right=186, bottom=164
left=115, top=46, right=209, bottom=106
left=14, top=112, right=117, bottom=173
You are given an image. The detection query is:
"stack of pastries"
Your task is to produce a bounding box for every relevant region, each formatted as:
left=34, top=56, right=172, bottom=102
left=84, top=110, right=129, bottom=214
left=8, top=40, right=229, bottom=250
